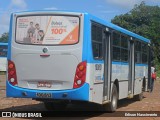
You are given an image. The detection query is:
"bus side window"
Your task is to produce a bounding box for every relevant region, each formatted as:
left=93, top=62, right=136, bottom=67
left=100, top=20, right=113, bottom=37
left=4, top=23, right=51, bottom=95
left=142, top=43, right=148, bottom=64
left=121, top=35, right=129, bottom=62
left=112, top=32, right=121, bottom=61
left=135, top=40, right=142, bottom=63
left=91, top=23, right=103, bottom=59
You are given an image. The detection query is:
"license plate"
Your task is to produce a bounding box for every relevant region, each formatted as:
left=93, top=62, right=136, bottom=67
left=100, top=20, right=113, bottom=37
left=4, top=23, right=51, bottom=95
left=36, top=93, right=52, bottom=98
left=37, top=81, right=52, bottom=88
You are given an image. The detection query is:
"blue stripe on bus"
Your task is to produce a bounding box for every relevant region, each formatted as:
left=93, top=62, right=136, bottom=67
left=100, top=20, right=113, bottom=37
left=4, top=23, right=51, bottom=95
left=112, top=62, right=148, bottom=66
left=6, top=81, right=89, bottom=101
left=0, top=43, right=8, bottom=45
left=85, top=60, right=148, bottom=67
left=112, top=62, right=127, bottom=65
left=135, top=64, right=148, bottom=66
left=7, top=13, right=13, bottom=60
left=82, top=13, right=89, bottom=61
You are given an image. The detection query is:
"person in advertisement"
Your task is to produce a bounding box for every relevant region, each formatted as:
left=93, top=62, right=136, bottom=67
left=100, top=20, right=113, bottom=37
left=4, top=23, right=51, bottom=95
left=38, top=30, right=45, bottom=42
left=27, top=22, right=35, bottom=38
left=24, top=22, right=44, bottom=44
left=34, top=23, right=41, bottom=42
left=23, top=21, right=35, bottom=44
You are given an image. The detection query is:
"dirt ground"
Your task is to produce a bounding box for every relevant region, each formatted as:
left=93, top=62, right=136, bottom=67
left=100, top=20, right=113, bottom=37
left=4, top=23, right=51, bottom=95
left=0, top=74, right=160, bottom=120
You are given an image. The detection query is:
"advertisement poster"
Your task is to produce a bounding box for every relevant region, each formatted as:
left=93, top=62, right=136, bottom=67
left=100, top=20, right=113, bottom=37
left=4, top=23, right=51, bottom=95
left=16, top=16, right=79, bottom=45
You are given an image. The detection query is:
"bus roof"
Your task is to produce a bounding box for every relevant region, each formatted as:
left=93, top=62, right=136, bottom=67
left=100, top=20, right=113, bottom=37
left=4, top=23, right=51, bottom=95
left=12, top=10, right=150, bottom=43
left=86, top=13, right=150, bottom=43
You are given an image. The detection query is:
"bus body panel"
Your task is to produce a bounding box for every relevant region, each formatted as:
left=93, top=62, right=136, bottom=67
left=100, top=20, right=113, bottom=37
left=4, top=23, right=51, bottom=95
left=7, top=11, right=151, bottom=106
left=85, top=14, right=150, bottom=104
left=86, top=63, right=104, bottom=104
left=7, top=11, right=91, bottom=102
left=112, top=63, right=129, bottom=99
left=134, top=64, right=148, bottom=95
left=13, top=53, right=79, bottom=90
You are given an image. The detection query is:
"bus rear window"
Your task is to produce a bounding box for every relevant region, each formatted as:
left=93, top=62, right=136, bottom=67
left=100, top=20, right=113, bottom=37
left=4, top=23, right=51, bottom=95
left=16, top=15, right=80, bottom=45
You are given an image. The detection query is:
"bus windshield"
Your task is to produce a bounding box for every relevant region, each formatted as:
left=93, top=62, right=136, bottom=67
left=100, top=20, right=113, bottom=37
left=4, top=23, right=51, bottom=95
left=16, top=15, right=80, bottom=45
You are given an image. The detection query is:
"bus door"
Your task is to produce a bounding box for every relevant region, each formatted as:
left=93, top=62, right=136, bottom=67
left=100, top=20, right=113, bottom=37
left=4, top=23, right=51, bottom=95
left=103, top=28, right=111, bottom=101
left=128, top=37, right=135, bottom=97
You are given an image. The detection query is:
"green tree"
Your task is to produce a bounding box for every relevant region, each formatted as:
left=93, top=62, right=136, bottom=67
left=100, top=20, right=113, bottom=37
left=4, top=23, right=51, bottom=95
left=0, top=32, right=9, bottom=43
left=111, top=1, right=160, bottom=62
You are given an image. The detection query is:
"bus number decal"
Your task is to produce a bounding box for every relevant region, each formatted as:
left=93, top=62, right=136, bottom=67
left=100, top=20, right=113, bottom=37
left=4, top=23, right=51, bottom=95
left=95, top=64, right=102, bottom=70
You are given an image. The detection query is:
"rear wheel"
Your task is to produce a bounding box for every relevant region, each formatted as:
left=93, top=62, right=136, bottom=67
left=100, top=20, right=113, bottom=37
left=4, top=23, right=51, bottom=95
left=103, top=84, right=118, bottom=112
left=44, top=101, right=68, bottom=111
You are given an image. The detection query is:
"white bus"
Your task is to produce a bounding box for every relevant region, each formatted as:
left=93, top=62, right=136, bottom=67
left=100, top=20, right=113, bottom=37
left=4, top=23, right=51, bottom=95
left=7, top=11, right=151, bottom=112
left=0, top=43, right=8, bottom=71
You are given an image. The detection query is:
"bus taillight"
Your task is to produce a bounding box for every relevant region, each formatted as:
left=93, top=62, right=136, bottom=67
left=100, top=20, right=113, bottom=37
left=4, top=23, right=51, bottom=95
left=8, top=60, right=18, bottom=86
left=73, top=61, right=86, bottom=88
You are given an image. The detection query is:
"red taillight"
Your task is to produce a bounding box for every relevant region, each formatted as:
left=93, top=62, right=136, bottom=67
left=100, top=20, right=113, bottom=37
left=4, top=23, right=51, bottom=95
left=8, top=60, right=18, bottom=86
left=73, top=61, right=87, bottom=88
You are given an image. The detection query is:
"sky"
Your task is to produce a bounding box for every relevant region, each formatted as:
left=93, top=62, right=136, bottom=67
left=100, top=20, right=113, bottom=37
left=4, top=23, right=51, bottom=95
left=0, top=0, right=160, bottom=36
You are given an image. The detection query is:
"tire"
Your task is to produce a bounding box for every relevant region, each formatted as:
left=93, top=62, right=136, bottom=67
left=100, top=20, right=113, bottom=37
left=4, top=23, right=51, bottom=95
left=44, top=101, right=68, bottom=111
left=103, top=84, right=118, bottom=112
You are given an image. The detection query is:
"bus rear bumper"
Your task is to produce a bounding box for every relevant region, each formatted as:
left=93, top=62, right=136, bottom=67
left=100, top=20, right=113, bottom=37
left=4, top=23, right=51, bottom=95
left=6, top=81, right=89, bottom=101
